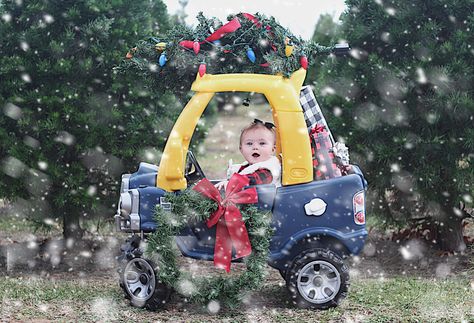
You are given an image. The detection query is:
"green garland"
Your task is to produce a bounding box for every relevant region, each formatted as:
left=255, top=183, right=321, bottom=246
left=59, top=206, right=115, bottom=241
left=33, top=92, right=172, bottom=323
left=116, top=12, right=334, bottom=98
left=146, top=189, right=274, bottom=309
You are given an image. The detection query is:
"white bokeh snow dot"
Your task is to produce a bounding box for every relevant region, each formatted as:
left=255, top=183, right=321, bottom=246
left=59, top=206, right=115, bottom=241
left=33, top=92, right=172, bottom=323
left=87, top=185, right=97, bottom=196
left=94, top=237, right=118, bottom=269
left=20, top=41, right=29, bottom=51
left=178, top=279, right=197, bottom=297
left=38, top=161, right=48, bottom=170
left=385, top=7, right=396, bottom=15
left=4, top=103, right=22, bottom=120
left=2, top=156, right=26, bottom=178
left=54, top=131, right=76, bottom=146
left=462, top=194, right=472, bottom=203
left=435, top=263, right=451, bottom=278
left=399, top=240, right=425, bottom=261
left=2, top=13, right=12, bottom=22
left=91, top=298, right=118, bottom=321
left=363, top=242, right=376, bottom=257
left=21, top=73, right=31, bottom=83
left=43, top=14, right=54, bottom=23
left=207, top=300, right=220, bottom=314
left=321, top=86, right=336, bottom=96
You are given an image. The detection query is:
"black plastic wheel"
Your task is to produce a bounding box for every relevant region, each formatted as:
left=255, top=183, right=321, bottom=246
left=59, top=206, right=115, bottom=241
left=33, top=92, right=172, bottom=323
left=119, top=257, right=172, bottom=310
left=286, top=248, right=349, bottom=309
left=278, top=269, right=287, bottom=280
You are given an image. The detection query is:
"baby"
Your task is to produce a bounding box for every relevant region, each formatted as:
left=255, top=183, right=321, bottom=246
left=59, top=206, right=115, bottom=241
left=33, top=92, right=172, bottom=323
left=215, top=119, right=281, bottom=190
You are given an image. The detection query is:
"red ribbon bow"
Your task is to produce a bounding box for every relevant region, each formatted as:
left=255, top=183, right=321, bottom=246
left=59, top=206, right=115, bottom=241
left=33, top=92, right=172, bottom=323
left=193, top=173, right=258, bottom=272
left=310, top=124, right=326, bottom=135
left=179, top=17, right=242, bottom=49
left=179, top=13, right=275, bottom=68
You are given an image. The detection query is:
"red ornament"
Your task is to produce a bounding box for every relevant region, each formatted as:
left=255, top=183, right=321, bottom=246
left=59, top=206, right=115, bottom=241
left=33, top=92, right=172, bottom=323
left=193, top=41, right=200, bottom=54
left=179, top=40, right=194, bottom=48
left=193, top=174, right=258, bottom=272
left=198, top=63, right=206, bottom=77
left=300, top=56, right=308, bottom=70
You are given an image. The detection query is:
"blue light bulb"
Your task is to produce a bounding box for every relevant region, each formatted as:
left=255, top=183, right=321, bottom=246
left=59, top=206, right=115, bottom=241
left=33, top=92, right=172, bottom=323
left=159, top=53, right=167, bottom=67
left=246, top=47, right=256, bottom=63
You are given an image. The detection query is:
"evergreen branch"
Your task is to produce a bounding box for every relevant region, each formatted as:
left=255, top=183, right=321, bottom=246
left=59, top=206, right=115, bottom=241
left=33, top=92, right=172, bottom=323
left=145, top=188, right=273, bottom=308
left=116, top=12, right=332, bottom=96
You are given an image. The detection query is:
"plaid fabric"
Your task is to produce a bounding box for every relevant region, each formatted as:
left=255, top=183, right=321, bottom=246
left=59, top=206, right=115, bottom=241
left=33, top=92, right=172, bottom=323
left=310, top=130, right=341, bottom=180
left=238, top=166, right=273, bottom=185
left=300, top=85, right=334, bottom=144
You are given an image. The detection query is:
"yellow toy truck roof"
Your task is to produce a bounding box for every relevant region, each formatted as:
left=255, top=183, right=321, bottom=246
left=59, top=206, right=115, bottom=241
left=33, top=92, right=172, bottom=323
left=157, top=68, right=312, bottom=191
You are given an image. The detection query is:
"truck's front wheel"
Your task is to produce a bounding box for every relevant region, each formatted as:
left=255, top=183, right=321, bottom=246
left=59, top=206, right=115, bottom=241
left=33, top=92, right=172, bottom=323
left=286, top=248, right=349, bottom=309
left=120, top=257, right=172, bottom=310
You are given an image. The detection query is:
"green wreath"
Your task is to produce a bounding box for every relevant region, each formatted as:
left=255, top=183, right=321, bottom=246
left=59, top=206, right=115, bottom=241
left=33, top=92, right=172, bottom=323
left=145, top=188, right=274, bottom=309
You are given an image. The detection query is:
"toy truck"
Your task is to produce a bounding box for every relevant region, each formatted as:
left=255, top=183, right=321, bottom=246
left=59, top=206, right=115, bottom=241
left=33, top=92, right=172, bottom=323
left=114, top=66, right=368, bottom=310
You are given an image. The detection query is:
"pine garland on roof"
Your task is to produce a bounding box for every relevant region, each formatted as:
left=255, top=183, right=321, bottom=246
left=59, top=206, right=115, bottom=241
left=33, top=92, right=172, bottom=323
left=115, top=12, right=336, bottom=97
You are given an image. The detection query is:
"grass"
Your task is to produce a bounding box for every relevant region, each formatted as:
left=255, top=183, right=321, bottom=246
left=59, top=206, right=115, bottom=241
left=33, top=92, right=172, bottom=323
left=0, top=211, right=117, bottom=238
left=0, top=276, right=121, bottom=322
left=1, top=276, right=117, bottom=302
left=346, top=277, right=473, bottom=322
left=0, top=275, right=472, bottom=322
left=0, top=214, right=39, bottom=235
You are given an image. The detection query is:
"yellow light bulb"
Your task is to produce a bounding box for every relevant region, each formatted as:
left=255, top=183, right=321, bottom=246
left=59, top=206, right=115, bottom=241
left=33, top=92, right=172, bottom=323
left=155, top=42, right=167, bottom=52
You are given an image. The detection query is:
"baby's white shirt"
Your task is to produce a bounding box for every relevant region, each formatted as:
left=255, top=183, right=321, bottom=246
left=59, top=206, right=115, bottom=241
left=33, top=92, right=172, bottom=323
left=227, top=156, right=281, bottom=187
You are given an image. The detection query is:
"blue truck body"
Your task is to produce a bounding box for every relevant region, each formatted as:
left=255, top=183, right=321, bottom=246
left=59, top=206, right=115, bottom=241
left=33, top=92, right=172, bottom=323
left=116, top=161, right=368, bottom=271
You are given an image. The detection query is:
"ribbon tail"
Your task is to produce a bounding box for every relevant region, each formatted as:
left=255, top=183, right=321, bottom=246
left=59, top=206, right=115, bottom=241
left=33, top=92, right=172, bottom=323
left=225, top=205, right=252, bottom=259
left=213, top=217, right=232, bottom=273
left=242, top=13, right=262, bottom=28
left=206, top=18, right=241, bottom=42
left=206, top=206, right=224, bottom=228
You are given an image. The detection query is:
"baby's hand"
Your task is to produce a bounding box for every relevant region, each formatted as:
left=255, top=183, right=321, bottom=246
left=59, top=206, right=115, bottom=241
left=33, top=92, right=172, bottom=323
left=214, top=180, right=228, bottom=191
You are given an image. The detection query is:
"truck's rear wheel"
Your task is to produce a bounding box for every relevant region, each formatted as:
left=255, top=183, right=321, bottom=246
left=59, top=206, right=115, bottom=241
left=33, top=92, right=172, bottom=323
left=286, top=248, right=349, bottom=309
left=120, top=257, right=172, bottom=310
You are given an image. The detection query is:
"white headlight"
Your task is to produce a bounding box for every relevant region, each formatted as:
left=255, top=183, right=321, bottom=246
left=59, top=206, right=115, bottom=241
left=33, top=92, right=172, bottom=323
left=120, top=192, right=132, bottom=216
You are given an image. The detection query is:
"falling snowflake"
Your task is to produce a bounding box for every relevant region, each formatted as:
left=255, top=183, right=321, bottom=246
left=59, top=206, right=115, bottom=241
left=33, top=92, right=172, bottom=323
left=54, top=131, right=76, bottom=146
left=207, top=300, right=220, bottom=314
left=3, top=103, right=22, bottom=120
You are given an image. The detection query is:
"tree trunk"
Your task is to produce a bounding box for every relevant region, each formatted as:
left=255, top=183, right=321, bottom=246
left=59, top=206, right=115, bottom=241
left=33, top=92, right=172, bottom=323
left=436, top=211, right=466, bottom=252
left=62, top=207, right=84, bottom=241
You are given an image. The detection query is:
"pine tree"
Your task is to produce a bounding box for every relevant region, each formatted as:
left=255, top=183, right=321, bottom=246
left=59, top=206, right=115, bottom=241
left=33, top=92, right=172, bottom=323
left=307, top=13, right=340, bottom=82
left=0, top=0, right=177, bottom=239
left=313, top=0, right=474, bottom=251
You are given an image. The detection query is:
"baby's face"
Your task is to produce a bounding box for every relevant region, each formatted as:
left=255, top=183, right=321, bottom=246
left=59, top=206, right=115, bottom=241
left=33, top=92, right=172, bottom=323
left=240, top=127, right=275, bottom=165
